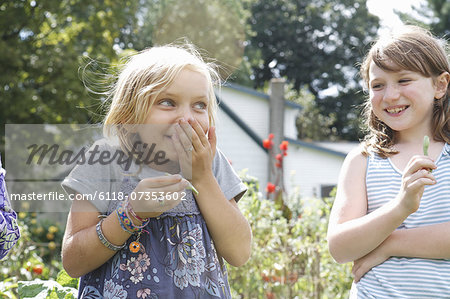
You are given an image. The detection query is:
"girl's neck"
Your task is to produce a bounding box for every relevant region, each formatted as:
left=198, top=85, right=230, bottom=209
left=391, top=138, right=445, bottom=172
left=394, top=127, right=433, bottom=145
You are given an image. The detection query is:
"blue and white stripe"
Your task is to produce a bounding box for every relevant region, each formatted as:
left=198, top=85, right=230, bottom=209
left=355, top=143, right=450, bottom=298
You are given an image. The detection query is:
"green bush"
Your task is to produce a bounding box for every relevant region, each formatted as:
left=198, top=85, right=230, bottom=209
left=0, top=212, right=66, bottom=298
left=228, top=172, right=353, bottom=298
left=17, top=270, right=78, bottom=299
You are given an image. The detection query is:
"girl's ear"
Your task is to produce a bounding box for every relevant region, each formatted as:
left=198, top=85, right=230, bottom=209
left=435, top=71, right=450, bottom=99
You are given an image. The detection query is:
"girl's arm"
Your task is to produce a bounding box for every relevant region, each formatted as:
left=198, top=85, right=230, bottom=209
left=353, top=222, right=450, bottom=281
left=174, top=119, right=251, bottom=267
left=327, top=147, right=437, bottom=264
left=61, top=200, right=133, bottom=278
left=193, top=174, right=252, bottom=267
left=62, top=175, right=188, bottom=277
left=327, top=147, right=405, bottom=263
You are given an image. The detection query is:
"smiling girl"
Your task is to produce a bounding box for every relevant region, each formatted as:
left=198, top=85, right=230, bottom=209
left=61, top=44, right=251, bottom=298
left=327, top=25, right=450, bottom=298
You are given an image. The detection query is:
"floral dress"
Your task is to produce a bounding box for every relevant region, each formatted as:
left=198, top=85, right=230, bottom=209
left=0, top=156, right=20, bottom=260
left=62, top=141, right=247, bottom=299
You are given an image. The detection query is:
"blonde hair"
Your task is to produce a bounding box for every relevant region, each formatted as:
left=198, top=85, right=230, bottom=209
left=360, top=25, right=450, bottom=158
left=103, top=43, right=221, bottom=156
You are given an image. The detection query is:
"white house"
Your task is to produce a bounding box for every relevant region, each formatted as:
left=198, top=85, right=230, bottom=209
left=215, top=82, right=358, bottom=199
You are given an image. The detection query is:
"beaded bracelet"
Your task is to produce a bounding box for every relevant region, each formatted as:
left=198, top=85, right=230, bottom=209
left=96, top=218, right=126, bottom=251
left=116, top=200, right=150, bottom=234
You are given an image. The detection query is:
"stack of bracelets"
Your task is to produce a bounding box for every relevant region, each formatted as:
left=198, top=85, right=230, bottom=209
left=96, top=199, right=150, bottom=251
left=117, top=200, right=150, bottom=234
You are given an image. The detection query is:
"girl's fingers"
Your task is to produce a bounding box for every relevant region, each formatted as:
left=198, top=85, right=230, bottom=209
left=404, top=156, right=436, bottom=176
left=188, top=118, right=209, bottom=147
left=171, top=133, right=189, bottom=160
left=178, top=118, right=193, bottom=137
left=171, top=133, right=193, bottom=179
left=208, top=126, right=217, bottom=155
left=408, top=175, right=436, bottom=189
left=174, top=123, right=194, bottom=151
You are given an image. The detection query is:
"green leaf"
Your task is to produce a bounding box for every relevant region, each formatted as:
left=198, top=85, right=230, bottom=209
left=18, top=280, right=49, bottom=298
left=56, top=269, right=79, bottom=289
left=423, top=135, right=430, bottom=156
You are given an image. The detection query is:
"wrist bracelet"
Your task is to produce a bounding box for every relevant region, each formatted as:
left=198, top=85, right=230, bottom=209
left=116, top=207, right=135, bottom=234
left=96, top=218, right=126, bottom=251
left=117, top=201, right=150, bottom=234
left=126, top=199, right=147, bottom=222
left=125, top=200, right=150, bottom=227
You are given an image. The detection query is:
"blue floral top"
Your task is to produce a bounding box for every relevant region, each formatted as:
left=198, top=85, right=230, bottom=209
left=62, top=140, right=247, bottom=298
left=0, top=156, right=20, bottom=260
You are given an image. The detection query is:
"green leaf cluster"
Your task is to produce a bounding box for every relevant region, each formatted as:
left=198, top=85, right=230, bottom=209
left=0, top=0, right=140, bottom=151
left=228, top=171, right=353, bottom=298
left=18, top=272, right=78, bottom=299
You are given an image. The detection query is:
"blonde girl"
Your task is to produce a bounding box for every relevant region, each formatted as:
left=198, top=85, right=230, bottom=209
left=62, top=44, right=251, bottom=298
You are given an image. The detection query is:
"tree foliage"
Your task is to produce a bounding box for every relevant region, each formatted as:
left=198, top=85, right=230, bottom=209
left=236, top=0, right=379, bottom=141
left=397, top=0, right=449, bottom=38
left=0, top=0, right=139, bottom=151
left=5, top=0, right=447, bottom=145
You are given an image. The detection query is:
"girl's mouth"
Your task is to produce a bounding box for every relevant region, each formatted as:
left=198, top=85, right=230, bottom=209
left=385, top=105, right=409, bottom=115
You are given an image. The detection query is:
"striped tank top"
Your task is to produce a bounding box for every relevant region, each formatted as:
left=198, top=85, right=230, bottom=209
left=352, top=143, right=450, bottom=298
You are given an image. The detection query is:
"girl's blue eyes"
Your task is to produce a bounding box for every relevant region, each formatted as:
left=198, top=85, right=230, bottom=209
left=194, top=102, right=207, bottom=109
left=159, top=99, right=174, bottom=107
left=158, top=99, right=207, bottom=110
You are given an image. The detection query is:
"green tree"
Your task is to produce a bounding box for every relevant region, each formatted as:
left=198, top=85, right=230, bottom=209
left=131, top=0, right=247, bottom=79
left=236, top=0, right=379, bottom=141
left=0, top=0, right=139, bottom=152
left=396, top=0, right=449, bottom=38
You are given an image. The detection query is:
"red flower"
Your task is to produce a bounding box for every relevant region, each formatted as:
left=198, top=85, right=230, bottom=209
left=263, top=139, right=273, bottom=149
left=266, top=292, right=275, bottom=299
left=268, top=133, right=274, bottom=139
left=275, top=162, right=282, bottom=168
left=33, top=265, right=43, bottom=275
left=266, top=182, right=276, bottom=193
left=275, top=153, right=282, bottom=161
left=279, top=140, right=289, bottom=151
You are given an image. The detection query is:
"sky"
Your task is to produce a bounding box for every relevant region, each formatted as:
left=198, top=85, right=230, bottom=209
left=366, top=0, right=427, bottom=30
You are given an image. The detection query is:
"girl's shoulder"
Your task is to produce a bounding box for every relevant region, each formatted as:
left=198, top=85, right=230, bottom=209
left=344, top=144, right=368, bottom=165
left=339, top=144, right=368, bottom=181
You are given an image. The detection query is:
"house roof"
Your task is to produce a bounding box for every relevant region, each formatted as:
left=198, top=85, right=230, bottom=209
left=223, top=83, right=303, bottom=110
left=218, top=83, right=354, bottom=158
left=285, top=138, right=349, bottom=158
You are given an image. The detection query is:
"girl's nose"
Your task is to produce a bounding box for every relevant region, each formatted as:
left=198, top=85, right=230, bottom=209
left=383, top=84, right=400, bottom=101
left=175, top=105, right=194, bottom=123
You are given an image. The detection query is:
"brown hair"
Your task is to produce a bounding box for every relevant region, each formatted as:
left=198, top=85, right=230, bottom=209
left=360, top=25, right=449, bottom=157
